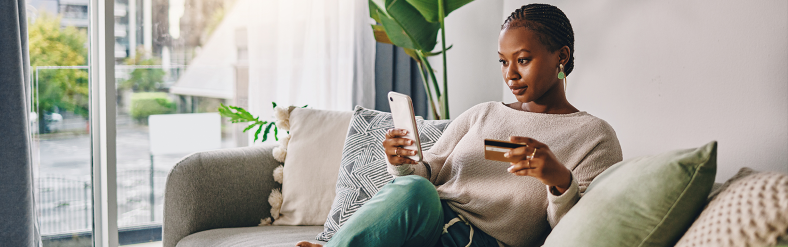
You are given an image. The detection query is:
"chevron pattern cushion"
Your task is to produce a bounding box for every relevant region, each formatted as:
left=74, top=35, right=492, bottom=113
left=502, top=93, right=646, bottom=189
left=316, top=106, right=451, bottom=241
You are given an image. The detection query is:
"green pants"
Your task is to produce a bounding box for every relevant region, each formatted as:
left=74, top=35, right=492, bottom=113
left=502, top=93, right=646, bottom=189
left=326, top=175, right=498, bottom=247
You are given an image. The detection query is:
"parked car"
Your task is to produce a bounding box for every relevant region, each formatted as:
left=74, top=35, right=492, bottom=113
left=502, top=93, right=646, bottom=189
left=30, top=112, right=63, bottom=133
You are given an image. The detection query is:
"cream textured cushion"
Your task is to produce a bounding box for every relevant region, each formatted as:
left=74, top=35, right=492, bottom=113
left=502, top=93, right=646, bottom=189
left=707, top=167, right=757, bottom=201
left=273, top=108, right=353, bottom=226
left=675, top=168, right=788, bottom=247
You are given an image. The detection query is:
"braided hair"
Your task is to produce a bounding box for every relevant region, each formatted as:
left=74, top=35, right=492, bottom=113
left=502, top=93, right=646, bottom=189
left=502, top=4, right=575, bottom=75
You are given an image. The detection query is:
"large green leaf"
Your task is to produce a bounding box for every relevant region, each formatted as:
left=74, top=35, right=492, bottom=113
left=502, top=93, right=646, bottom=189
left=370, top=0, right=440, bottom=52
left=403, top=48, right=421, bottom=61
left=369, top=1, right=382, bottom=23
left=371, top=24, right=393, bottom=44
left=406, top=0, right=475, bottom=23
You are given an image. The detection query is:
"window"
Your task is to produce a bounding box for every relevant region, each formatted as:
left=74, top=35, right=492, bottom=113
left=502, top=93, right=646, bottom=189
left=29, top=0, right=93, bottom=246
left=29, top=0, right=370, bottom=245
left=31, top=0, right=246, bottom=245
left=114, top=0, right=242, bottom=244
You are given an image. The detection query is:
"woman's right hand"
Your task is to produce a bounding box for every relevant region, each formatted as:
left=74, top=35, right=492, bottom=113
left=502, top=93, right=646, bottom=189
left=383, top=128, right=418, bottom=166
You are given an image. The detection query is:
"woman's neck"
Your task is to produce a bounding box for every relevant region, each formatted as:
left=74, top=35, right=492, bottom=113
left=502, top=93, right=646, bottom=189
left=509, top=84, right=579, bottom=114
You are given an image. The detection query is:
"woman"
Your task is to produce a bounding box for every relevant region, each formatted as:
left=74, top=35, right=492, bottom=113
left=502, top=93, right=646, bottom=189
left=298, top=3, right=622, bottom=247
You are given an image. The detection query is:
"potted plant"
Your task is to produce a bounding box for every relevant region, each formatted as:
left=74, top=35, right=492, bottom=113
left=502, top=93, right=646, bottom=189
left=370, top=0, right=474, bottom=119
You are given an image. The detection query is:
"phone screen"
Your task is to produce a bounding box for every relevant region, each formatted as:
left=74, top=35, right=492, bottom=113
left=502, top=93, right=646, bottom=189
left=388, top=92, right=423, bottom=162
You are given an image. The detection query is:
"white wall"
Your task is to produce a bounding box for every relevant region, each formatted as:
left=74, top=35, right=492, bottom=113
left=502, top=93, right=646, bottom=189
left=428, top=0, right=504, bottom=118
left=449, top=0, right=788, bottom=182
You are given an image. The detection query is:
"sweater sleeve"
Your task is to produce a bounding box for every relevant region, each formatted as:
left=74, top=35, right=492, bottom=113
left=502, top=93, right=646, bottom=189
left=386, top=103, right=482, bottom=183
left=545, top=172, right=580, bottom=228
left=545, top=124, right=623, bottom=228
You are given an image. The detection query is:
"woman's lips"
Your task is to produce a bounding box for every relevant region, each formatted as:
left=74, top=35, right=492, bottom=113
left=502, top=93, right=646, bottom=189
left=511, top=87, right=527, bottom=95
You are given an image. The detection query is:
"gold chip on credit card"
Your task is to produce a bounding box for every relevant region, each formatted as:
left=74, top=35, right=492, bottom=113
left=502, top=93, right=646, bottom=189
left=484, top=139, right=526, bottom=162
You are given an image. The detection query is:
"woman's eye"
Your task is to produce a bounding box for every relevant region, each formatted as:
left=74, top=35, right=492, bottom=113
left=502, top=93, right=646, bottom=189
left=518, top=58, right=529, bottom=64
left=499, top=59, right=507, bottom=65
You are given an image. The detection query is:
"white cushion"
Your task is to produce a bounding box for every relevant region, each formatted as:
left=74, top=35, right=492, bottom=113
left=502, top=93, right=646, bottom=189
left=273, top=108, right=353, bottom=226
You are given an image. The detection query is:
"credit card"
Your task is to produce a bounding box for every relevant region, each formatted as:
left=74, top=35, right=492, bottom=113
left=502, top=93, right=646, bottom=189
left=484, top=139, right=526, bottom=162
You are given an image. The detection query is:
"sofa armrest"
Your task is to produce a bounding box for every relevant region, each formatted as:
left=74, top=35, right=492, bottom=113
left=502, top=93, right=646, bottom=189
left=163, top=144, right=281, bottom=247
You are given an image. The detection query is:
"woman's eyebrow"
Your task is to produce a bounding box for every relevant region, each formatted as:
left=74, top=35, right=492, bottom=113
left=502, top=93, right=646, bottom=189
left=498, top=49, right=532, bottom=56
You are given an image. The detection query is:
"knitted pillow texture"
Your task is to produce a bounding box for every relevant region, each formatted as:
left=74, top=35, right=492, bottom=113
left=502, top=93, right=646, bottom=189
left=316, top=106, right=451, bottom=241
left=675, top=168, right=788, bottom=247
left=707, top=167, right=757, bottom=202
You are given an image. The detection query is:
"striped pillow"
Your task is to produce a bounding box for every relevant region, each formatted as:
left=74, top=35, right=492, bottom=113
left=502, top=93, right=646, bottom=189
left=316, top=106, right=451, bottom=241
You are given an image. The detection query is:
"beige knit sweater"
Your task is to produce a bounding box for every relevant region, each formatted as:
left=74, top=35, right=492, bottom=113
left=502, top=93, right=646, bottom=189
left=387, top=102, right=623, bottom=247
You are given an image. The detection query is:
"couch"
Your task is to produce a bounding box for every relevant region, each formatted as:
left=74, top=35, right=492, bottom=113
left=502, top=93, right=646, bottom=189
left=163, top=107, right=788, bottom=247
left=163, top=144, right=326, bottom=247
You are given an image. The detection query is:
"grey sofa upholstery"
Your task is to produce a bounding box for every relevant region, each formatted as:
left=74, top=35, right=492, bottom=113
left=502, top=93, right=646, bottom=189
left=164, top=144, right=326, bottom=247
left=164, top=143, right=788, bottom=247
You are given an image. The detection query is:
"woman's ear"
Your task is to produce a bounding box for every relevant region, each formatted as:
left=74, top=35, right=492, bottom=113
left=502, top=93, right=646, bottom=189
left=558, top=46, right=571, bottom=66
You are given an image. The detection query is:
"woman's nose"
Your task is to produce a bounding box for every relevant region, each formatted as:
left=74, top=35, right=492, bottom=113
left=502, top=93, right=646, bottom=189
left=505, top=66, right=520, bottom=81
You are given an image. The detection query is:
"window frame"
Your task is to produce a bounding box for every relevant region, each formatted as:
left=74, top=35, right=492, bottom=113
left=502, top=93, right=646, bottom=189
left=89, top=0, right=118, bottom=246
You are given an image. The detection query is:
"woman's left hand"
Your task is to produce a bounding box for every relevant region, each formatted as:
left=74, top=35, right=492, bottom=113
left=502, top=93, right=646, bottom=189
left=505, top=136, right=572, bottom=194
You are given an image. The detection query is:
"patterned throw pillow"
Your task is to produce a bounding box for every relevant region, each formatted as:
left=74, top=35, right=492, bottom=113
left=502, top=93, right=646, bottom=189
left=674, top=168, right=788, bottom=247
left=316, top=106, right=451, bottom=241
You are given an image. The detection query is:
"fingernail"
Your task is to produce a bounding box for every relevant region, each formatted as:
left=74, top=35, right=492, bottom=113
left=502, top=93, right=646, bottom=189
left=503, top=152, right=510, bottom=158
left=402, top=130, right=408, bottom=134
left=507, top=166, right=513, bottom=173
left=409, top=140, right=413, bottom=145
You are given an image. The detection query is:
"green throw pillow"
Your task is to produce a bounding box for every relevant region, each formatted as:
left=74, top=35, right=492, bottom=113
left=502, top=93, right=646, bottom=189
left=543, top=141, right=718, bottom=247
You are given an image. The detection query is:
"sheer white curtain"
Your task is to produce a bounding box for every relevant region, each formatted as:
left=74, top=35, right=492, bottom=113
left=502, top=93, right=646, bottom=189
left=246, top=0, right=376, bottom=121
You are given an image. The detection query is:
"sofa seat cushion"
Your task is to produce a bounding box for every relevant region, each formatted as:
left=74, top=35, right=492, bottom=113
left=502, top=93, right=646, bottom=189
left=177, top=226, right=326, bottom=247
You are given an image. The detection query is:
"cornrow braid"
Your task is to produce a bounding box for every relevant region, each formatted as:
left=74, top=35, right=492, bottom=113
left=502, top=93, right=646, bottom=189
left=502, top=4, right=575, bottom=75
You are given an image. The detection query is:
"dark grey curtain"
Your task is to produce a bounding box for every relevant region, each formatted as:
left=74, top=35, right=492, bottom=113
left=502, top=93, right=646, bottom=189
left=0, top=0, right=41, bottom=246
left=374, top=43, right=429, bottom=118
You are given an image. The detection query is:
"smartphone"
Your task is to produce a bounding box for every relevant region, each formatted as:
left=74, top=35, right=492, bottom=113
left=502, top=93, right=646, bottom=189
left=484, top=139, right=527, bottom=162
left=388, top=92, right=423, bottom=162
